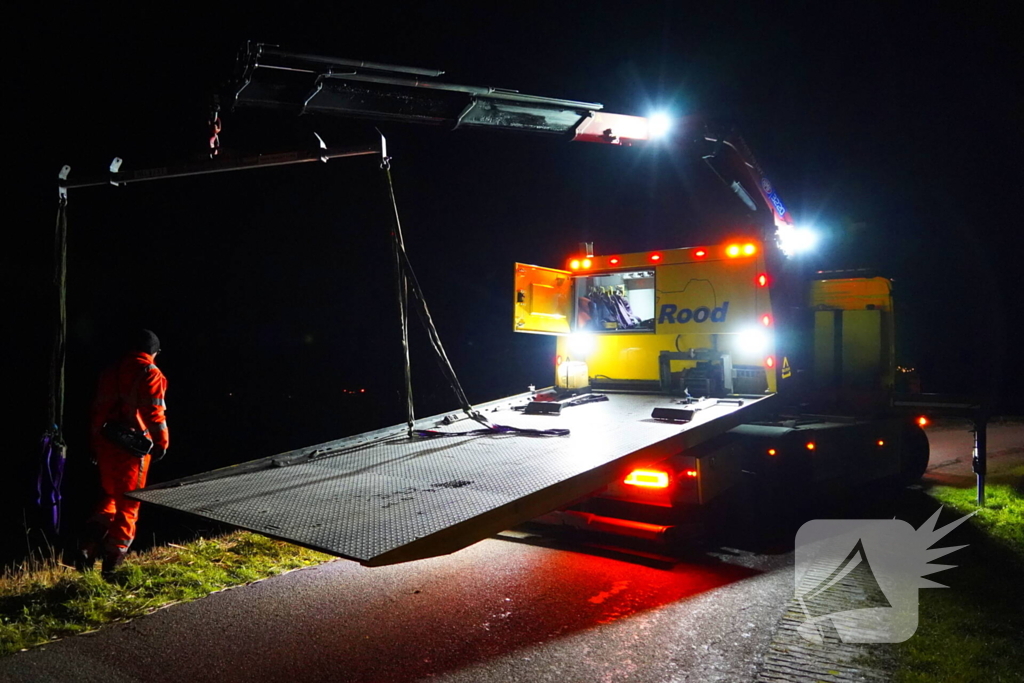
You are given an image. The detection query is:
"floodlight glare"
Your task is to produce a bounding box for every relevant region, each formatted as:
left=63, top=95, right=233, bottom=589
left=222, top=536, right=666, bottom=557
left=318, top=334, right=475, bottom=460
left=648, top=112, right=673, bottom=139
left=776, top=224, right=819, bottom=256
left=736, top=328, right=769, bottom=355
left=568, top=332, right=596, bottom=356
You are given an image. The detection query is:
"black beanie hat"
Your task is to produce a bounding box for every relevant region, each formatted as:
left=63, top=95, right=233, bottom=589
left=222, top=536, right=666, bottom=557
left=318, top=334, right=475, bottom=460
left=132, top=329, right=161, bottom=355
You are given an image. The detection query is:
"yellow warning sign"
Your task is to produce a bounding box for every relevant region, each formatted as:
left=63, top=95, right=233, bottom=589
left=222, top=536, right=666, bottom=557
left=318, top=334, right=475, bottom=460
left=781, top=357, right=792, bottom=379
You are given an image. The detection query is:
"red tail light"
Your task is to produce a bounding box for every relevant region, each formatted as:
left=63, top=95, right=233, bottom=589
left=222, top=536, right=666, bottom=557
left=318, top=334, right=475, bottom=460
left=806, top=442, right=816, bottom=451
left=917, top=416, right=929, bottom=427
left=555, top=355, right=563, bottom=366
left=694, top=249, right=707, bottom=258
left=768, top=448, right=777, bottom=456
left=757, top=273, right=769, bottom=287
left=649, top=253, right=662, bottom=262
left=624, top=469, right=670, bottom=488
left=609, top=257, right=621, bottom=265
left=765, top=356, right=775, bottom=368
left=761, top=314, right=772, bottom=327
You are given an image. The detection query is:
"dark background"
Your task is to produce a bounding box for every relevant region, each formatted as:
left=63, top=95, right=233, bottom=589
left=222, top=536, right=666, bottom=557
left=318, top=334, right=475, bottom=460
left=6, top=3, right=1021, bottom=567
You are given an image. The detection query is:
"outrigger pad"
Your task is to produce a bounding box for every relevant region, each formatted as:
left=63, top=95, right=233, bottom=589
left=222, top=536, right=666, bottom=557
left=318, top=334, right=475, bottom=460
left=130, top=392, right=773, bottom=566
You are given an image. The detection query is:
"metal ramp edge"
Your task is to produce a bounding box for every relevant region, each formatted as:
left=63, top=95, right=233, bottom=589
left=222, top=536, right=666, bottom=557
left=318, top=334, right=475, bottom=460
left=130, top=392, right=775, bottom=566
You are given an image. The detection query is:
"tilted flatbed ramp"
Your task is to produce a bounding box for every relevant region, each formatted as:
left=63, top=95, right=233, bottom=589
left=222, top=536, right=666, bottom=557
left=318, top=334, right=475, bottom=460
left=131, top=392, right=774, bottom=566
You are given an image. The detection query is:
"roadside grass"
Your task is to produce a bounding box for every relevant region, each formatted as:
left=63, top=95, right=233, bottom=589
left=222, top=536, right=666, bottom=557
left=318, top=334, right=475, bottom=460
left=0, top=531, right=332, bottom=657
left=893, top=484, right=1024, bottom=683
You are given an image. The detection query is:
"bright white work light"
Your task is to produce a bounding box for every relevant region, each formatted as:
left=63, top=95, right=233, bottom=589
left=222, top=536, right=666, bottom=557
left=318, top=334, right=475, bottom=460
left=736, top=328, right=769, bottom=355
left=648, top=112, right=673, bottom=139
left=568, top=332, right=596, bottom=356
left=776, top=224, right=819, bottom=256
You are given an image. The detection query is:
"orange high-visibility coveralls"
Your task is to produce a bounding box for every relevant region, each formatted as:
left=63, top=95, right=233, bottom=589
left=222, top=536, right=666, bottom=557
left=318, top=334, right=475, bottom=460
left=89, top=352, right=169, bottom=550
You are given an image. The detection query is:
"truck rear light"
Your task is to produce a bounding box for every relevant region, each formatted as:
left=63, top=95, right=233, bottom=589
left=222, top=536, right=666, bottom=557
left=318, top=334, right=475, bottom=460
left=623, top=469, right=670, bottom=488
left=726, top=244, right=740, bottom=257
left=761, top=314, right=772, bottom=327
left=582, top=258, right=592, bottom=269
left=683, top=469, right=698, bottom=478
left=806, top=442, right=816, bottom=451
left=877, top=439, right=885, bottom=446
left=649, top=253, right=662, bottom=262
left=768, top=448, right=777, bottom=456
left=742, top=243, right=757, bottom=255
left=694, top=249, right=707, bottom=258
left=757, top=273, right=769, bottom=287
left=609, top=257, right=620, bottom=265
left=917, top=416, right=929, bottom=427
left=765, top=356, right=775, bottom=368
left=569, top=259, right=581, bottom=270
left=555, top=355, right=563, bottom=366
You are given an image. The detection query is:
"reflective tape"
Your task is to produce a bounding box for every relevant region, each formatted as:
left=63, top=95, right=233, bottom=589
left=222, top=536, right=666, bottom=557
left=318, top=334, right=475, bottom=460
left=151, top=398, right=166, bottom=407
left=152, top=422, right=168, bottom=431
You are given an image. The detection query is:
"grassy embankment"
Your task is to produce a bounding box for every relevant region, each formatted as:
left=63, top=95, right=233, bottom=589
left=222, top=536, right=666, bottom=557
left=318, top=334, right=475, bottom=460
left=893, top=483, right=1024, bottom=682
left=0, top=532, right=332, bottom=657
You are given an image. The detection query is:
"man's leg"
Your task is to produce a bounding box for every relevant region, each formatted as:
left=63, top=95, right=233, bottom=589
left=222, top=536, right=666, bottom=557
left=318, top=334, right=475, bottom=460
left=98, top=450, right=151, bottom=575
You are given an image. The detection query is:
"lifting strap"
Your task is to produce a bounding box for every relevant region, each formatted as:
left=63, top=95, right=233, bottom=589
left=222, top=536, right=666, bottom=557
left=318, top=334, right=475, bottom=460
left=37, top=199, right=69, bottom=535
left=381, top=159, right=568, bottom=440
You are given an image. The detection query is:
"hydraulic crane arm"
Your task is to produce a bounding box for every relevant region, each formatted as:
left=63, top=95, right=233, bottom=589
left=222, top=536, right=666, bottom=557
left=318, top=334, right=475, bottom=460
left=231, top=42, right=652, bottom=145
left=229, top=43, right=794, bottom=232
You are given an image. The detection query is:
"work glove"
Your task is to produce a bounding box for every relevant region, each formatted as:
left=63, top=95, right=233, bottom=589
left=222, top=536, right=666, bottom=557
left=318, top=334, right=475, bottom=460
left=151, top=446, right=167, bottom=463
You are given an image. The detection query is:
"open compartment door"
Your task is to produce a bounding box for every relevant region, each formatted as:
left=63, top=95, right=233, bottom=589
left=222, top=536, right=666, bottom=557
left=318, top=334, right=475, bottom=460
left=514, top=263, right=572, bottom=334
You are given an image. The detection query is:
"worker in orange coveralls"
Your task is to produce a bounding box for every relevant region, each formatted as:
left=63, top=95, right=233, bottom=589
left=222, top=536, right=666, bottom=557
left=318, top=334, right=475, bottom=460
left=79, top=329, right=169, bottom=576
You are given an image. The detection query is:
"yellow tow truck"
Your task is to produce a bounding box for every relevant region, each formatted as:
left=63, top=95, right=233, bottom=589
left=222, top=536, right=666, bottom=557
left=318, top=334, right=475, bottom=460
left=107, top=45, right=935, bottom=563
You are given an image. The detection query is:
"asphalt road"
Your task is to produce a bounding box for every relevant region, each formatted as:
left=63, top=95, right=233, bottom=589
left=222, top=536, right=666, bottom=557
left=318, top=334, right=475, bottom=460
left=2, top=421, right=1019, bottom=683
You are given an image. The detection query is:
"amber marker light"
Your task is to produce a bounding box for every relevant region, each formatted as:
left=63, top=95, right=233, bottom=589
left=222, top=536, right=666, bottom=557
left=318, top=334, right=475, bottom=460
left=806, top=442, right=816, bottom=451
left=768, top=448, right=777, bottom=456
left=877, top=440, right=885, bottom=446
left=569, top=259, right=581, bottom=270
left=623, top=469, right=670, bottom=488
left=742, top=243, right=757, bottom=255
left=683, top=469, right=698, bottom=478
left=917, top=416, right=929, bottom=427
left=726, top=244, right=741, bottom=258
left=582, top=258, right=593, bottom=269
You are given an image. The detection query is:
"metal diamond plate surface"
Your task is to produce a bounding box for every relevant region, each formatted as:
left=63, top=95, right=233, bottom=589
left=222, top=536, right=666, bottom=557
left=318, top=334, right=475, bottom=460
left=131, top=392, right=772, bottom=565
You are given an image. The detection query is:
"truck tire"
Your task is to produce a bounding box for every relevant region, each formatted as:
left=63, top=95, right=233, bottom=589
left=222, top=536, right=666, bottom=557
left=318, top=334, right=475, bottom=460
left=899, top=423, right=930, bottom=484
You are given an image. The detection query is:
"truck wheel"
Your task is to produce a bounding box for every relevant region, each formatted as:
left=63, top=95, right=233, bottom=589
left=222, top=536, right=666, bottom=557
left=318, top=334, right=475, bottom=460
left=899, top=423, right=930, bottom=484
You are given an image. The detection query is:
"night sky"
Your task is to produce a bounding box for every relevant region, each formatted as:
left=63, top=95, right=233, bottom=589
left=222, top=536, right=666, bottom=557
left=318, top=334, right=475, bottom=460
left=7, top=4, right=1022, bottom=562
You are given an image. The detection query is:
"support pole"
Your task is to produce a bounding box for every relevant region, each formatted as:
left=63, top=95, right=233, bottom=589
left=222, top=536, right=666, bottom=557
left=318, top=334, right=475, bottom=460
left=972, top=413, right=988, bottom=506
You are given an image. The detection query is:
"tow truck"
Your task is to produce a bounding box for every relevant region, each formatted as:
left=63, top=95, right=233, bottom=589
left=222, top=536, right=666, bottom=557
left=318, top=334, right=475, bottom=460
left=60, top=44, right=937, bottom=564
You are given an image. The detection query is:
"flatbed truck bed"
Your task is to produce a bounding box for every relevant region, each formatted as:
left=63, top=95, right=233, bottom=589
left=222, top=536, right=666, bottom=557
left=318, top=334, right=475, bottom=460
left=131, top=392, right=773, bottom=566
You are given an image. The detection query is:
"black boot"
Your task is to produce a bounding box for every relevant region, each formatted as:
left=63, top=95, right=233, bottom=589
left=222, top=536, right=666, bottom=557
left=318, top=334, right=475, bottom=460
left=75, top=521, right=106, bottom=573
left=101, top=546, right=127, bottom=579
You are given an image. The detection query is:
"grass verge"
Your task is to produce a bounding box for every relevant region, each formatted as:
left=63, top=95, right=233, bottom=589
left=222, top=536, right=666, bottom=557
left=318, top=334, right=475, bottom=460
left=893, top=484, right=1024, bottom=683
left=0, top=531, right=332, bottom=657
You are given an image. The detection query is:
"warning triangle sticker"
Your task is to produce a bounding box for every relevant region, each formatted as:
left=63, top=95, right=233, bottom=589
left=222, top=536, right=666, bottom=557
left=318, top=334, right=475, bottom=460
left=782, top=356, right=792, bottom=379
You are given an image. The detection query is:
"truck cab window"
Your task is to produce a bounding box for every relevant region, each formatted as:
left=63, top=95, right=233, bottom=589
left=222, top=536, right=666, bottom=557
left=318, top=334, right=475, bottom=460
left=575, top=270, right=655, bottom=332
